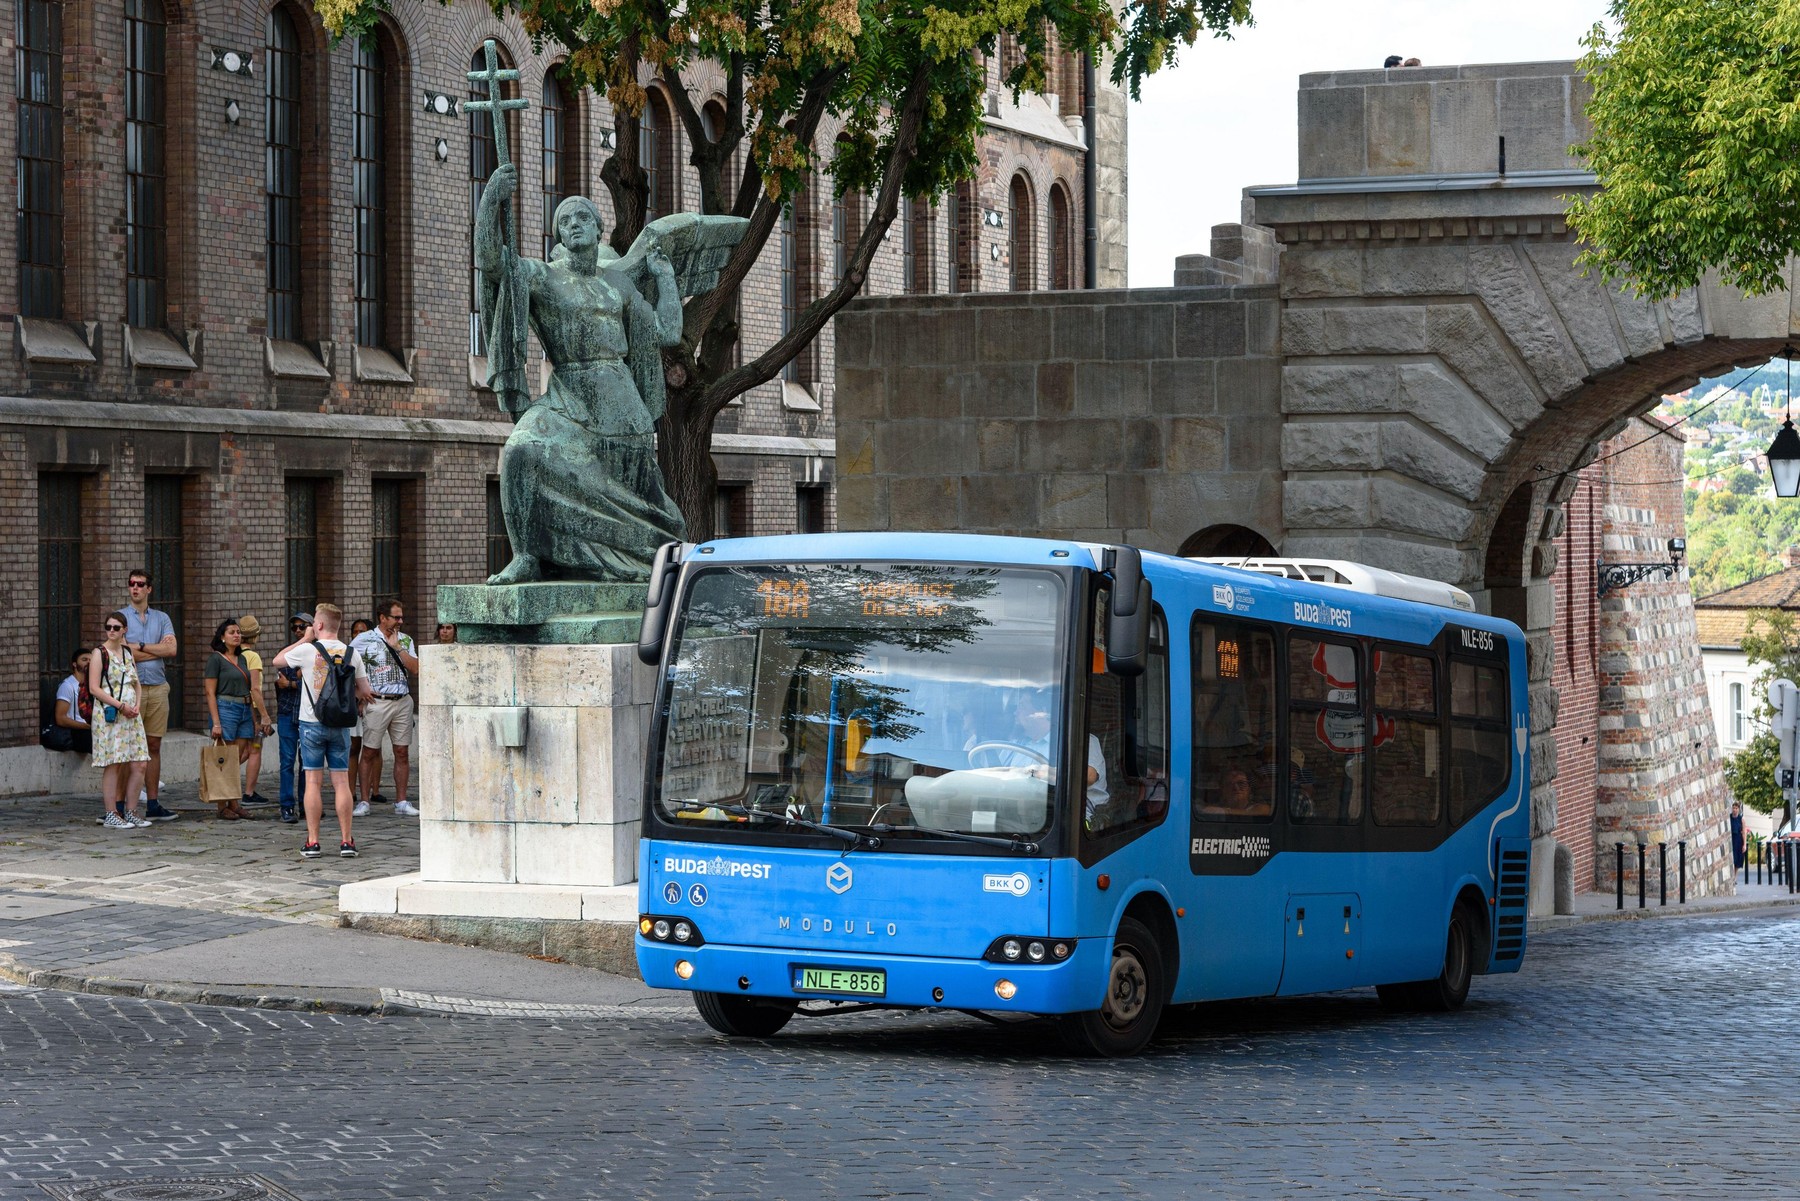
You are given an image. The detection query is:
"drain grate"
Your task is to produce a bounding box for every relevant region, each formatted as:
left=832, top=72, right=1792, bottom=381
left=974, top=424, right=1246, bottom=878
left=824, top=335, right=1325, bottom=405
left=40, top=1176, right=303, bottom=1201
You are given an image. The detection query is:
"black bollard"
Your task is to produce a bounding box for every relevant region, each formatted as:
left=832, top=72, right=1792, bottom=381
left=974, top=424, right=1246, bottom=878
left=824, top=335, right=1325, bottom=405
left=1616, top=842, right=1625, bottom=910
left=1659, top=842, right=1668, bottom=906
left=1791, top=841, right=1798, bottom=895
left=1638, top=842, right=1647, bottom=909
left=1758, top=840, right=1765, bottom=886
left=1680, top=840, right=1687, bottom=904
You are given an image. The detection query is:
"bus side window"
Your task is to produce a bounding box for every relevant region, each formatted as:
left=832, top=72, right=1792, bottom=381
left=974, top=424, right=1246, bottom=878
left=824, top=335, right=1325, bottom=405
left=1449, top=658, right=1510, bottom=826
left=1085, top=596, right=1169, bottom=839
left=1372, top=648, right=1441, bottom=826
left=1287, top=635, right=1361, bottom=824
left=1189, top=619, right=1277, bottom=822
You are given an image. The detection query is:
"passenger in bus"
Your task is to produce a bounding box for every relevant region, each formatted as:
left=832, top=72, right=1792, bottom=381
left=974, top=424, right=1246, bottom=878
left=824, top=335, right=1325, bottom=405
left=1198, top=762, right=1272, bottom=818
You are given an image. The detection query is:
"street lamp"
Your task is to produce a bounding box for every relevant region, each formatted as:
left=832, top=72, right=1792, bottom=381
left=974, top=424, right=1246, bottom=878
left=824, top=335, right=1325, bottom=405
left=1596, top=537, right=1685, bottom=597
left=1769, top=346, right=1800, bottom=498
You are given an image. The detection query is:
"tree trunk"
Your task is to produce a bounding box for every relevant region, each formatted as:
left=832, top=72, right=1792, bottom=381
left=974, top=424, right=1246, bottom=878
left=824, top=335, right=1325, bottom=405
left=657, top=391, right=721, bottom=543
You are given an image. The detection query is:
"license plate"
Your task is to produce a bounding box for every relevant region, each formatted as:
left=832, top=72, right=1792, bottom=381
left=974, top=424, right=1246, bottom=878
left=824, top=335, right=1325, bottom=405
left=793, top=965, right=886, bottom=997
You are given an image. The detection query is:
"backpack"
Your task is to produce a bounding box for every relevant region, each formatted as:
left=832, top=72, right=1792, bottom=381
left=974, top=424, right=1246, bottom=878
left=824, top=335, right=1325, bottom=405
left=303, top=639, right=360, bottom=728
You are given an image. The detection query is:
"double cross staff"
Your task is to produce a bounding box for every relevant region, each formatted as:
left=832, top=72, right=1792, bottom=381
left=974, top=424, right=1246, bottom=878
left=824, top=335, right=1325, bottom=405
left=465, top=39, right=530, bottom=247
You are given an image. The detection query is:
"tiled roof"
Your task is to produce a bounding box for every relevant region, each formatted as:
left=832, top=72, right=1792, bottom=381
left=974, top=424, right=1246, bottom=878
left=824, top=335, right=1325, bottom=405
left=1694, top=609, right=1749, bottom=648
left=1694, top=565, right=1800, bottom=612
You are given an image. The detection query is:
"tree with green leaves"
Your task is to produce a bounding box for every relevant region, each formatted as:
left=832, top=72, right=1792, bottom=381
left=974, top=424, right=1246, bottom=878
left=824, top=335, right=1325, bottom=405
left=318, top=0, right=1250, bottom=538
left=1567, top=0, right=1800, bottom=301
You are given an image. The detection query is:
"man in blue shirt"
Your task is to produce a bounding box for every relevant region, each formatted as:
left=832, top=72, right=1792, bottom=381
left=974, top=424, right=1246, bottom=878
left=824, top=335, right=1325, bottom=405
left=122, top=568, right=179, bottom=821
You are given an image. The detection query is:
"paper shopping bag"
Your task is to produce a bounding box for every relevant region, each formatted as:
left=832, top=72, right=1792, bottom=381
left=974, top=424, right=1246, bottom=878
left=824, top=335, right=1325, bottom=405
left=199, top=740, right=240, bottom=803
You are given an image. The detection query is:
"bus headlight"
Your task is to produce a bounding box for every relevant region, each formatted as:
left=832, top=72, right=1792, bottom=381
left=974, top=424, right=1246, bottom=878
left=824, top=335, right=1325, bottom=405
left=994, top=979, right=1017, bottom=1000
left=984, top=935, right=1076, bottom=963
left=675, top=960, right=694, bottom=980
left=638, top=914, right=706, bottom=947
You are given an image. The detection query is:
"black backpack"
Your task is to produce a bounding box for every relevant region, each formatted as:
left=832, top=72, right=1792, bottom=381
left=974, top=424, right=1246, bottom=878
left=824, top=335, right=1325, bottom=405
left=303, top=640, right=359, bottom=728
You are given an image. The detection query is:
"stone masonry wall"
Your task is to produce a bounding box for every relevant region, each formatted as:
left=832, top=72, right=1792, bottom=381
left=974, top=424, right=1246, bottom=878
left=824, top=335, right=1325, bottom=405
left=834, top=285, right=1282, bottom=550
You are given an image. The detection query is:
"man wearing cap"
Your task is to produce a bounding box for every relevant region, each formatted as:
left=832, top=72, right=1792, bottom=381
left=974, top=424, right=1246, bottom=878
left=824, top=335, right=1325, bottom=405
left=352, top=598, right=420, bottom=817
left=273, top=611, right=312, bottom=824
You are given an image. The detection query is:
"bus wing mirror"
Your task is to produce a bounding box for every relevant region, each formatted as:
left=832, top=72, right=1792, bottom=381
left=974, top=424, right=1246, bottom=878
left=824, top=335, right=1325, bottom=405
left=637, top=541, right=690, bottom=666
left=1104, top=546, right=1150, bottom=677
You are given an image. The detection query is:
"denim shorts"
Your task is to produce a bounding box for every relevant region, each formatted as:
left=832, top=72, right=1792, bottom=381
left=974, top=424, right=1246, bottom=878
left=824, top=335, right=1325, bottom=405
left=217, top=699, right=256, bottom=742
left=299, top=722, right=352, bottom=773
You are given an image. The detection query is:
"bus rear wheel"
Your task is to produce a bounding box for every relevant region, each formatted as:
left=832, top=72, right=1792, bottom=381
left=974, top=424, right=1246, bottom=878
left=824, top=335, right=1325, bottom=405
left=1377, top=904, right=1475, bottom=1013
left=693, top=991, right=800, bottom=1037
left=1059, top=917, right=1166, bottom=1057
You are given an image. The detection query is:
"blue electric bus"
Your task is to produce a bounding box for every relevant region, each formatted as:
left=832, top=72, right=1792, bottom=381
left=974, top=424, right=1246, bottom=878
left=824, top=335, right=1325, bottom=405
left=635, top=533, right=1529, bottom=1055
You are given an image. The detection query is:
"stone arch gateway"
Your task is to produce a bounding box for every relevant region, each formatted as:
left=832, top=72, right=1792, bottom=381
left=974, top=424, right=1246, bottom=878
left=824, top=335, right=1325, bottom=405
left=836, top=59, right=1777, bottom=912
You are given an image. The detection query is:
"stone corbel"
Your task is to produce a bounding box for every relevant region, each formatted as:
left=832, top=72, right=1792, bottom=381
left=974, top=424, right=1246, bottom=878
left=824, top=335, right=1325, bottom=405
left=469, top=352, right=492, bottom=391
left=264, top=337, right=331, bottom=380
left=352, top=344, right=414, bottom=385
left=780, top=379, right=822, bottom=412
left=121, top=324, right=199, bottom=370
left=16, top=316, right=99, bottom=365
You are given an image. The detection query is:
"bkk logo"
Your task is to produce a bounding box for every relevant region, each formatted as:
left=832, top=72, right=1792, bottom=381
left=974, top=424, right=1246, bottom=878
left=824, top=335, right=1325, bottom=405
left=982, top=872, right=1032, bottom=896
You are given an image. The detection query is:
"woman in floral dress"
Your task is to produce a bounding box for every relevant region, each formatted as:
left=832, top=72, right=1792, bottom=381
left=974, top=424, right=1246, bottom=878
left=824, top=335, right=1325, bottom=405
left=89, top=610, right=151, bottom=830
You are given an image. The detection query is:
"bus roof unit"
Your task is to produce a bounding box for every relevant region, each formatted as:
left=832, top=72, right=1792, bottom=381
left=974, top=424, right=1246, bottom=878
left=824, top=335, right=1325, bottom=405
left=1193, top=557, right=1476, bottom=613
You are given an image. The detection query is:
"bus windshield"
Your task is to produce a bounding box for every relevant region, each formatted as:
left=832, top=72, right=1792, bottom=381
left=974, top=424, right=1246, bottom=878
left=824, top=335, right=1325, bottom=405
left=654, top=563, right=1071, bottom=842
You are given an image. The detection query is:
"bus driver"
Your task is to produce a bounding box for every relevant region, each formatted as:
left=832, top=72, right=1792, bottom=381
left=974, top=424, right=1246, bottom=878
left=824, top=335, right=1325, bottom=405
left=983, top=696, right=1110, bottom=828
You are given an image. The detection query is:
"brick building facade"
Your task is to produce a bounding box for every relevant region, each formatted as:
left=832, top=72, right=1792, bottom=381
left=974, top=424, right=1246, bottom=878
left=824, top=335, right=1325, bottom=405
left=3, top=0, right=1128, bottom=750
left=1550, top=415, right=1732, bottom=897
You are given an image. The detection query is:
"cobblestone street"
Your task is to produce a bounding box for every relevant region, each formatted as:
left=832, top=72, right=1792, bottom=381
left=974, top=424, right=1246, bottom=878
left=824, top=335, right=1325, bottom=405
left=3, top=907, right=1794, bottom=1200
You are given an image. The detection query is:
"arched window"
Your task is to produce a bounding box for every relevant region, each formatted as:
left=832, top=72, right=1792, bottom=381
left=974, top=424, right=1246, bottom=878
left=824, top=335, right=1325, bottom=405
left=1048, top=182, right=1072, bottom=290
left=642, top=88, right=675, bottom=219
left=702, top=98, right=734, bottom=208
left=1009, top=174, right=1034, bottom=291
left=16, top=0, right=63, bottom=318
left=124, top=0, right=165, bottom=329
left=469, top=43, right=518, bottom=355
left=265, top=6, right=302, bottom=340
left=351, top=35, right=386, bottom=347
left=781, top=179, right=817, bottom=385
left=950, top=180, right=977, bottom=293
left=541, top=70, right=577, bottom=258
left=903, top=198, right=930, bottom=294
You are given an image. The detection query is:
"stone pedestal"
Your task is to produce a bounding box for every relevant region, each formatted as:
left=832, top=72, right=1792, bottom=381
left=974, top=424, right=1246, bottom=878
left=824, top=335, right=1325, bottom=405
left=340, top=584, right=655, bottom=969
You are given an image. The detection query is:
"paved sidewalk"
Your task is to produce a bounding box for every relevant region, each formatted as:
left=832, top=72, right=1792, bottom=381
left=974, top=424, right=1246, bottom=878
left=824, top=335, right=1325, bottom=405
left=5, top=781, right=1799, bottom=1018
left=0, top=783, right=672, bottom=1016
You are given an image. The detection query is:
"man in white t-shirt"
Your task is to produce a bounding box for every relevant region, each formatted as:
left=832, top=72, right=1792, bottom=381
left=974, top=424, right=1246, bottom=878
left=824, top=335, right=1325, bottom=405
left=273, top=603, right=372, bottom=860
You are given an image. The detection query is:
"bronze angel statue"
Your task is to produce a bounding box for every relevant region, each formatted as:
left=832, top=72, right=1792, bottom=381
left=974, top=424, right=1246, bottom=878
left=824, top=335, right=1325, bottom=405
left=475, top=160, right=747, bottom=584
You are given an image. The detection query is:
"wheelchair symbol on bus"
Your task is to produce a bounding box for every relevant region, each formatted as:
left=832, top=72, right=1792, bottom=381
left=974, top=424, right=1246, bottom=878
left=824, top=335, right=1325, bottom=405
left=688, top=883, right=709, bottom=907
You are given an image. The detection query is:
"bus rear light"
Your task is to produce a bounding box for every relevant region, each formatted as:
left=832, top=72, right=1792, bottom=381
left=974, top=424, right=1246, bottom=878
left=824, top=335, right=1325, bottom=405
left=985, top=936, right=1076, bottom=963
left=639, top=914, right=706, bottom=947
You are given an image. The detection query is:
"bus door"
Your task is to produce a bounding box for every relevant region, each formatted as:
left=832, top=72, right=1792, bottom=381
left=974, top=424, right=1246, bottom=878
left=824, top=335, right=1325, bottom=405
left=1184, top=617, right=1286, bottom=999
left=1276, top=631, right=1369, bottom=995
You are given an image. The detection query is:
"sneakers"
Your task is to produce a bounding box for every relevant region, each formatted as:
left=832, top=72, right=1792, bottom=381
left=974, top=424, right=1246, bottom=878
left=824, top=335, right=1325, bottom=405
left=143, top=800, right=180, bottom=821
left=102, top=811, right=137, bottom=830
left=370, top=793, right=390, bottom=805
left=339, top=840, right=359, bottom=858
left=125, top=811, right=154, bottom=828
left=393, top=800, right=420, bottom=817
left=279, top=804, right=299, bottom=824
left=301, top=842, right=322, bottom=859
left=352, top=800, right=371, bottom=817
left=241, top=793, right=273, bottom=807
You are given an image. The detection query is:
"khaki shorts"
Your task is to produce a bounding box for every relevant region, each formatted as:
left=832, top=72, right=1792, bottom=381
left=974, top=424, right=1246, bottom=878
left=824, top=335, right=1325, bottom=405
left=361, top=694, right=414, bottom=748
left=138, top=683, right=170, bottom=739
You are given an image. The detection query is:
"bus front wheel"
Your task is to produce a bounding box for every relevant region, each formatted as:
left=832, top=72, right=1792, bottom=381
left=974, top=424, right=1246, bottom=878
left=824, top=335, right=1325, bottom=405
left=1377, top=904, right=1475, bottom=1013
left=1059, top=917, right=1166, bottom=1057
left=693, top=991, right=799, bottom=1037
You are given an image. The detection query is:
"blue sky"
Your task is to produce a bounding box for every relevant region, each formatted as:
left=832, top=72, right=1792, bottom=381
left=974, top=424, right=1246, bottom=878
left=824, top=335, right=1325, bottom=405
left=1127, top=0, right=1612, bottom=286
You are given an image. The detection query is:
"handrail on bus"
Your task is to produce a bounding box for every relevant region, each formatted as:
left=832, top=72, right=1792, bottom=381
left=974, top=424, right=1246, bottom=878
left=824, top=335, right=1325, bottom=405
left=637, top=540, right=690, bottom=666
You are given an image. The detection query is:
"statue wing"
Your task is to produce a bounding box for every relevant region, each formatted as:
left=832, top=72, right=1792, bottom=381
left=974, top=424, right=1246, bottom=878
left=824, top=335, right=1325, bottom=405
left=606, top=214, right=751, bottom=299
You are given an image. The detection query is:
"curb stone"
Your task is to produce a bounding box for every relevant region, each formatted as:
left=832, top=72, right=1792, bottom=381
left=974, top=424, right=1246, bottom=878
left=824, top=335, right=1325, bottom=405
left=1527, top=893, right=1800, bottom=935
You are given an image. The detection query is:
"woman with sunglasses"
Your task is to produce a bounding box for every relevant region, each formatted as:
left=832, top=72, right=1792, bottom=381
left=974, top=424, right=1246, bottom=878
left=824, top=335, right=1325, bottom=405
left=88, top=611, right=151, bottom=829
left=203, top=618, right=256, bottom=820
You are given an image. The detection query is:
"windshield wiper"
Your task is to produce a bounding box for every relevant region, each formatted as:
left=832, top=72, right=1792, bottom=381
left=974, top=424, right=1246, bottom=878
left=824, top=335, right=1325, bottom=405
left=721, top=804, right=882, bottom=850
left=869, top=823, right=1039, bottom=855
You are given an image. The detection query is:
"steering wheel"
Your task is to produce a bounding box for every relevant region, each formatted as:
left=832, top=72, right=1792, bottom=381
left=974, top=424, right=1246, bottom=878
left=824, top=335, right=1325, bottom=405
left=966, top=740, right=1050, bottom=768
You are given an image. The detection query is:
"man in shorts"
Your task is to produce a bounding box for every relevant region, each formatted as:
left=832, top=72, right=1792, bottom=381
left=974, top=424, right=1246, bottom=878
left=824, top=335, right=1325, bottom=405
left=351, top=598, right=419, bottom=817
left=273, top=603, right=371, bottom=858
left=121, top=568, right=179, bottom=820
